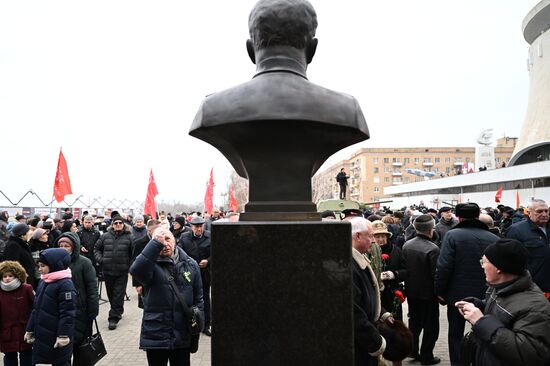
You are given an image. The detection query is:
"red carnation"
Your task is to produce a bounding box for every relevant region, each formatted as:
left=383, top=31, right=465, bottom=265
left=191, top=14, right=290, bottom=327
left=381, top=254, right=390, bottom=261
left=394, top=290, right=406, bottom=303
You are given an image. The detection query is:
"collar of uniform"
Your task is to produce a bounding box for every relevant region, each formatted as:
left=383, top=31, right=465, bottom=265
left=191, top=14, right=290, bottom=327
left=352, top=247, right=369, bottom=270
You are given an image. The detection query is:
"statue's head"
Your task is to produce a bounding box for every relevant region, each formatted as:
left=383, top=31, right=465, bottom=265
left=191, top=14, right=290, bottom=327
left=247, top=0, right=318, bottom=64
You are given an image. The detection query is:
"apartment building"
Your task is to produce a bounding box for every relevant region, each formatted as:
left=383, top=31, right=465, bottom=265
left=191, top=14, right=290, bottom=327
left=312, top=138, right=516, bottom=204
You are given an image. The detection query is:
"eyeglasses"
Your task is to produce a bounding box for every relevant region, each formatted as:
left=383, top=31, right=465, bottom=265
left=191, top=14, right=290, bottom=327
left=113, top=222, right=124, bottom=225
left=479, top=259, right=488, bottom=266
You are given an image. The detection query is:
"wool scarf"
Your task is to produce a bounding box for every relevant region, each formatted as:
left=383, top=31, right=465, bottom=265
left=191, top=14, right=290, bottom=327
left=0, top=278, right=21, bottom=292
left=41, top=268, right=72, bottom=283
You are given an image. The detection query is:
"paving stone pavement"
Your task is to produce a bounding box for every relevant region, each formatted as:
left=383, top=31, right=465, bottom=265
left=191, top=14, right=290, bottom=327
left=1, top=276, right=457, bottom=365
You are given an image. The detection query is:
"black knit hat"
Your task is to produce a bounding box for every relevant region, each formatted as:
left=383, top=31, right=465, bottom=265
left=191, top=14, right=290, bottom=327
left=455, top=203, right=480, bottom=219
left=484, top=238, right=528, bottom=275
left=11, top=223, right=30, bottom=238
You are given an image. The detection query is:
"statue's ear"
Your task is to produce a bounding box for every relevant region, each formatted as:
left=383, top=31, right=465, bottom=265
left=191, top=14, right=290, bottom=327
left=246, top=39, right=256, bottom=64
left=306, top=38, right=318, bottom=64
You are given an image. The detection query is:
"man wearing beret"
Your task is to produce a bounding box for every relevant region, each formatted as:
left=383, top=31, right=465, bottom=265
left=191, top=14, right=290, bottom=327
left=506, top=199, right=550, bottom=293
left=435, top=202, right=499, bottom=366
left=178, top=216, right=212, bottom=336
left=455, top=238, right=550, bottom=365
left=434, top=206, right=457, bottom=247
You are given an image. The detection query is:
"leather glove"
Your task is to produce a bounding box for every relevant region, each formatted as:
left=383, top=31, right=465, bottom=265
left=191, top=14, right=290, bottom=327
left=380, top=271, right=395, bottom=280
left=24, top=332, right=34, bottom=344
left=53, top=336, right=70, bottom=348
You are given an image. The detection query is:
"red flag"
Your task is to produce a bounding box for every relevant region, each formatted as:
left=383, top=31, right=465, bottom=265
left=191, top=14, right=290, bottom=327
left=229, top=184, right=238, bottom=212
left=53, top=148, right=72, bottom=203
left=204, top=168, right=214, bottom=214
left=516, top=191, right=521, bottom=209
left=144, top=169, right=159, bottom=219
left=495, top=187, right=503, bottom=203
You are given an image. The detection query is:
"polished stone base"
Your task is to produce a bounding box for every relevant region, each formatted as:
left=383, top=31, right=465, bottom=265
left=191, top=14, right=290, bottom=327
left=211, top=221, right=353, bottom=366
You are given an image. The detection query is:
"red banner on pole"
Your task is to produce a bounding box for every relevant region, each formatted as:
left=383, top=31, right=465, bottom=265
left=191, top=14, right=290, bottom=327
left=495, top=187, right=503, bottom=203
left=229, top=184, right=238, bottom=212
left=204, top=168, right=214, bottom=214
left=144, top=169, right=159, bottom=219
left=53, top=148, right=72, bottom=203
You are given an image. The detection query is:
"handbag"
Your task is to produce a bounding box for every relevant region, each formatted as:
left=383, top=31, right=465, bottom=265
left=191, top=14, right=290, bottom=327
left=165, top=270, right=204, bottom=353
left=78, top=320, right=107, bottom=366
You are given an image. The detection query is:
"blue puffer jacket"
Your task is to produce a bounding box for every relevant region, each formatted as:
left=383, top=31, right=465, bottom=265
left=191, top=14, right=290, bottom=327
left=506, top=218, right=550, bottom=292
left=130, top=239, right=203, bottom=350
left=435, top=219, right=499, bottom=304
left=26, top=248, right=76, bottom=365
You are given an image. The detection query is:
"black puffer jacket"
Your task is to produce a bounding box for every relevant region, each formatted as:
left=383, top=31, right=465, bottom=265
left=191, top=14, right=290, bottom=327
left=435, top=219, right=499, bottom=304
left=94, top=224, right=133, bottom=276
left=77, top=226, right=101, bottom=264
left=466, top=272, right=550, bottom=366
left=4, top=236, right=36, bottom=287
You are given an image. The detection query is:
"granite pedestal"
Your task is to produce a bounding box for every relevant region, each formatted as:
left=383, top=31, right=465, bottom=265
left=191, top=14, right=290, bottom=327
left=211, top=221, right=353, bottom=366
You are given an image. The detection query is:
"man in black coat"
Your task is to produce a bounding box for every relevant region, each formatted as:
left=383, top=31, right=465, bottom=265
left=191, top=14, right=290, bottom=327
left=94, top=215, right=134, bottom=330
left=77, top=215, right=101, bottom=268
left=506, top=199, right=550, bottom=292
left=178, top=216, right=212, bottom=336
left=131, top=219, right=161, bottom=308
left=350, top=216, right=390, bottom=366
left=402, top=215, right=441, bottom=365
left=336, top=168, right=349, bottom=200
left=434, top=206, right=457, bottom=247
left=435, top=203, right=499, bottom=366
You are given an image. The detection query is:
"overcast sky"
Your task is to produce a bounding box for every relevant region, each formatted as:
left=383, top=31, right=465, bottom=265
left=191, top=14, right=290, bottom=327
left=0, top=0, right=538, bottom=207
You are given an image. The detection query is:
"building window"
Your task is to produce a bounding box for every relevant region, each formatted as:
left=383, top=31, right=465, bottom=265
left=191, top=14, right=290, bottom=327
left=373, top=176, right=380, bottom=183
left=414, top=158, right=420, bottom=164
left=393, top=177, right=402, bottom=183
left=445, top=157, right=451, bottom=163
left=373, top=167, right=379, bottom=173
left=392, top=157, right=400, bottom=162
left=373, top=157, right=379, bottom=164
left=384, top=158, right=389, bottom=164
left=435, top=158, right=440, bottom=163
left=404, top=158, right=410, bottom=163
left=424, top=158, right=431, bottom=163
left=384, top=167, right=391, bottom=173
left=384, top=177, right=390, bottom=183
left=446, top=167, right=451, bottom=174
left=496, top=157, right=501, bottom=163
left=374, top=187, right=380, bottom=192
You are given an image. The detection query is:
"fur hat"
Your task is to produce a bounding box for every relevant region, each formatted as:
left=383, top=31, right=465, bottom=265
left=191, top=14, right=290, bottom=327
left=111, top=215, right=124, bottom=223
left=484, top=238, right=528, bottom=275
left=0, top=261, right=28, bottom=283
left=371, top=220, right=392, bottom=237
left=455, top=203, right=480, bottom=219
left=174, top=216, right=186, bottom=227
left=11, top=223, right=30, bottom=238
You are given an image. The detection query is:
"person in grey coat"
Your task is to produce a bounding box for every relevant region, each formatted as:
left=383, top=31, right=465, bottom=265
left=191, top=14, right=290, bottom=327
left=455, top=238, right=550, bottom=366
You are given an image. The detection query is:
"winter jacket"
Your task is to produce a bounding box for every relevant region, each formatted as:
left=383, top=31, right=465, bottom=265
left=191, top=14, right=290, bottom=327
left=434, top=217, right=457, bottom=246
left=55, top=232, right=98, bottom=344
left=506, top=218, right=550, bottom=291
left=435, top=219, right=499, bottom=304
left=3, top=236, right=36, bottom=287
left=352, top=248, right=386, bottom=366
left=94, top=224, right=133, bottom=276
left=466, top=272, right=550, bottom=366
left=0, top=283, right=34, bottom=353
left=130, top=239, right=204, bottom=350
left=131, top=233, right=151, bottom=287
left=178, top=231, right=211, bottom=286
left=132, top=225, right=147, bottom=241
left=402, top=234, right=440, bottom=300
left=77, top=225, right=101, bottom=264
left=26, top=249, right=76, bottom=365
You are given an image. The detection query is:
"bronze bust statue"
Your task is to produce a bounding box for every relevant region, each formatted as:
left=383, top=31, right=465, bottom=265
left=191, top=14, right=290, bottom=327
left=190, top=0, right=369, bottom=220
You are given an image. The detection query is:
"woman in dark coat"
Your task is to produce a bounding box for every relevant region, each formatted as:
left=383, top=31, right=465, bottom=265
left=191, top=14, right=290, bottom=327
left=25, top=248, right=76, bottom=366
left=372, top=220, right=408, bottom=321
left=55, top=232, right=99, bottom=365
left=4, top=223, right=36, bottom=288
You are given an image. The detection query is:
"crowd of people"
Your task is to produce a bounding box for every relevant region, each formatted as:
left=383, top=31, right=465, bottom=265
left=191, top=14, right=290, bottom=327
left=0, top=198, right=549, bottom=366
left=324, top=198, right=550, bottom=366
left=0, top=208, right=224, bottom=366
